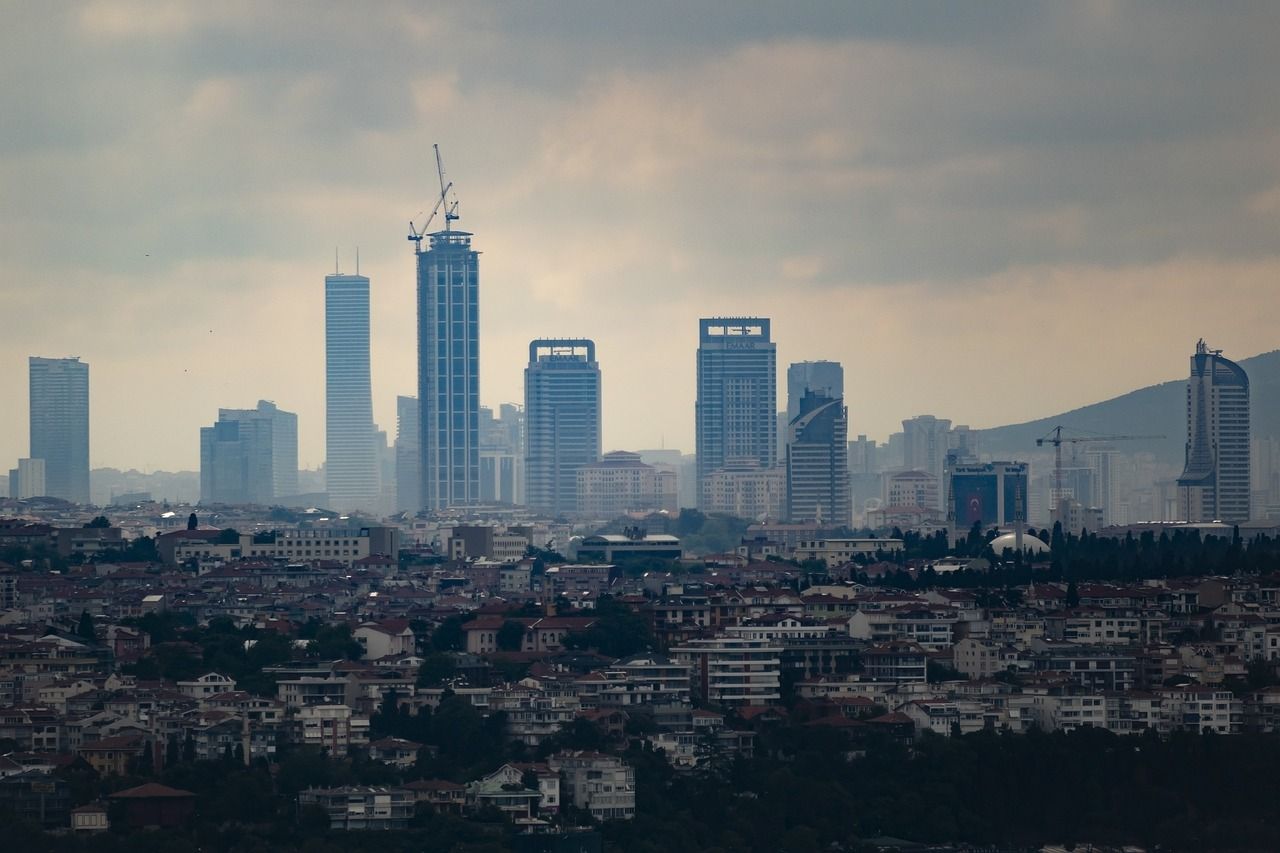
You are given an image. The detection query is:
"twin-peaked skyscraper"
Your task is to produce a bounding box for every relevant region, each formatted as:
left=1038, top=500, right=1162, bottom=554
left=325, top=272, right=380, bottom=512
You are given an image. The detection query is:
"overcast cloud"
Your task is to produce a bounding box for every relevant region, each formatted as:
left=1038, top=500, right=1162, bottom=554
left=2, top=1, right=1279, bottom=470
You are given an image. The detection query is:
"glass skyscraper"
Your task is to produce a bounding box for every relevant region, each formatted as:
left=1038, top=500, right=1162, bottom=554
left=1178, top=339, right=1250, bottom=522
left=695, top=318, right=777, bottom=509
left=524, top=339, right=601, bottom=515
left=29, top=356, right=89, bottom=504
left=786, top=390, right=850, bottom=525
left=325, top=273, right=380, bottom=512
left=786, top=360, right=844, bottom=425
left=416, top=230, right=480, bottom=510
left=200, top=400, right=298, bottom=505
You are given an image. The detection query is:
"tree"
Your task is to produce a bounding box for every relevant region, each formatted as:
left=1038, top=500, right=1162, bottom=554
left=187, top=512, right=198, bottom=531
left=76, top=610, right=96, bottom=641
left=432, top=616, right=466, bottom=652
left=84, top=516, right=111, bottom=529
left=496, top=620, right=526, bottom=651
left=215, top=528, right=240, bottom=544
left=417, top=653, right=457, bottom=687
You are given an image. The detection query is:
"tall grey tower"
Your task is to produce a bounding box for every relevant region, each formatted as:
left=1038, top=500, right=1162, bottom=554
left=524, top=339, right=601, bottom=516
left=695, top=318, right=777, bottom=509
left=29, top=356, right=89, bottom=504
left=1178, top=339, right=1250, bottom=523
left=415, top=229, right=479, bottom=510
left=325, top=272, right=380, bottom=512
left=200, top=400, right=298, bottom=505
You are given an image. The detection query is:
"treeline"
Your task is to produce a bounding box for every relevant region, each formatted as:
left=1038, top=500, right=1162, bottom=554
left=606, top=726, right=1280, bottom=853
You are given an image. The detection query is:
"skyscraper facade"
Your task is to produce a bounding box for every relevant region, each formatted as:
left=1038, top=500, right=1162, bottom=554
left=29, top=356, right=90, bottom=504
left=326, top=273, right=380, bottom=512
left=200, top=400, right=297, bottom=505
left=394, top=395, right=420, bottom=514
left=417, top=229, right=480, bottom=510
left=1178, top=339, right=1251, bottom=523
left=786, top=390, right=850, bottom=525
left=696, top=318, right=777, bottom=508
left=524, top=339, right=601, bottom=516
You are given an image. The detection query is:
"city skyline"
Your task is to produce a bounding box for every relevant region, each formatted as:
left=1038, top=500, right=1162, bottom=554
left=3, top=4, right=1280, bottom=473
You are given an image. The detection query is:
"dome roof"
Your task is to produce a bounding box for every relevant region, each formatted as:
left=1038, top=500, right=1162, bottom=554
left=990, top=532, right=1049, bottom=554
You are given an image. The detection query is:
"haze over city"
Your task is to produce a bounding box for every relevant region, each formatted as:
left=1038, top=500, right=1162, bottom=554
left=4, top=2, right=1280, bottom=471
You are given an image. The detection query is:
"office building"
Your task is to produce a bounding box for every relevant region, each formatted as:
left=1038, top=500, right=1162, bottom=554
left=785, top=391, right=849, bottom=525
left=479, top=403, right=524, bottom=505
left=29, top=357, right=90, bottom=504
left=200, top=401, right=298, bottom=505
left=695, top=318, right=777, bottom=508
left=416, top=226, right=480, bottom=511
left=577, top=450, right=678, bottom=517
left=394, top=395, right=420, bottom=514
left=326, top=272, right=380, bottom=512
left=786, top=361, right=843, bottom=425
left=702, top=461, right=786, bottom=521
left=524, top=339, right=601, bottom=515
left=8, top=458, right=46, bottom=499
left=1178, top=339, right=1251, bottom=522
left=949, top=461, right=1029, bottom=529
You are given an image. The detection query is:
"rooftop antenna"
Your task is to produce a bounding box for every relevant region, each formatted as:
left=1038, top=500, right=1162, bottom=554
left=334, top=247, right=339, bottom=275
left=355, top=246, right=360, bottom=276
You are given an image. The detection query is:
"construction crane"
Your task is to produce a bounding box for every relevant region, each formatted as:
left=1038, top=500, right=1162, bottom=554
left=1036, top=426, right=1165, bottom=519
left=408, top=143, right=461, bottom=252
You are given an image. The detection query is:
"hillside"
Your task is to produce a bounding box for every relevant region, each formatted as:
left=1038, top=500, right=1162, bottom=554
left=979, top=349, right=1280, bottom=466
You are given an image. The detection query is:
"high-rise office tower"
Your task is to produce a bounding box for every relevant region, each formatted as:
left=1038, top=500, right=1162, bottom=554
left=902, top=414, right=952, bottom=510
left=480, top=403, right=524, bottom=506
left=200, top=401, right=298, bottom=505
left=524, top=339, right=601, bottom=515
left=1178, top=339, right=1251, bottom=522
left=696, top=318, right=777, bottom=508
left=786, top=390, right=850, bottom=525
left=326, top=272, right=380, bottom=513
left=394, top=395, right=420, bottom=514
left=416, top=226, right=480, bottom=511
left=786, top=361, right=844, bottom=425
left=29, top=356, right=90, bottom=504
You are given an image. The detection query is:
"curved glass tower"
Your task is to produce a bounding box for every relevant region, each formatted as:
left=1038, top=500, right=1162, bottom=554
left=1177, top=339, right=1250, bottom=523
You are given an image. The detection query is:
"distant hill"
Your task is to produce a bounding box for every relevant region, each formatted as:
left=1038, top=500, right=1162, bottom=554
left=979, top=349, right=1280, bottom=467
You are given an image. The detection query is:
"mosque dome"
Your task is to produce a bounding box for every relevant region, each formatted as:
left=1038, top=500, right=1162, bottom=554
left=990, top=531, right=1049, bottom=554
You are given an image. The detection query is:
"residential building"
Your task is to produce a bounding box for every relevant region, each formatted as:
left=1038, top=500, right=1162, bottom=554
left=786, top=391, right=850, bottom=525
left=416, top=223, right=481, bottom=511
left=298, top=786, right=413, bottom=831
left=793, top=538, right=904, bottom=565
left=1178, top=339, right=1251, bottom=522
left=696, top=318, right=777, bottom=508
left=200, top=401, right=298, bottom=504
left=901, top=415, right=951, bottom=510
left=577, top=451, right=677, bottom=517
left=8, top=458, right=46, bottom=500
left=326, top=272, right=380, bottom=512
left=702, top=461, right=786, bottom=521
left=525, top=339, right=601, bottom=516
left=548, top=751, right=635, bottom=822
left=29, top=356, right=90, bottom=504
left=671, top=635, right=782, bottom=707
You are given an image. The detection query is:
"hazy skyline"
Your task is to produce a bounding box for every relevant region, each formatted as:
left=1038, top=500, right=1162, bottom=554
left=3, top=2, right=1279, bottom=472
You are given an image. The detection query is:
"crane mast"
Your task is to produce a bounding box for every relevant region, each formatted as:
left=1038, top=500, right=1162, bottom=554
left=407, top=143, right=461, bottom=253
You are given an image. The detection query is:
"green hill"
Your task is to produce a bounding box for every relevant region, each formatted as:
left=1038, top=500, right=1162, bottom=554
left=979, top=349, right=1280, bottom=466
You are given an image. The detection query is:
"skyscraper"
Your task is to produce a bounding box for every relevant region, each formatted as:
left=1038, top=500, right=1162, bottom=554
left=786, top=361, right=844, bottom=425
left=416, top=228, right=480, bottom=511
left=394, top=395, right=420, bottom=514
left=1178, top=339, right=1250, bottom=523
left=786, top=390, right=850, bottom=525
left=326, top=272, right=380, bottom=512
left=524, top=339, right=601, bottom=515
left=200, top=401, right=298, bottom=505
left=29, top=356, right=90, bottom=504
left=902, top=414, right=952, bottom=510
left=696, top=318, right=777, bottom=508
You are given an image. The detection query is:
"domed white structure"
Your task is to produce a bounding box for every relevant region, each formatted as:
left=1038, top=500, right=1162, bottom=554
left=989, top=531, right=1049, bottom=555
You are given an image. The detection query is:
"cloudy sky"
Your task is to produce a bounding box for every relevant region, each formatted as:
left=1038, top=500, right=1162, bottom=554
left=2, top=2, right=1279, bottom=472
